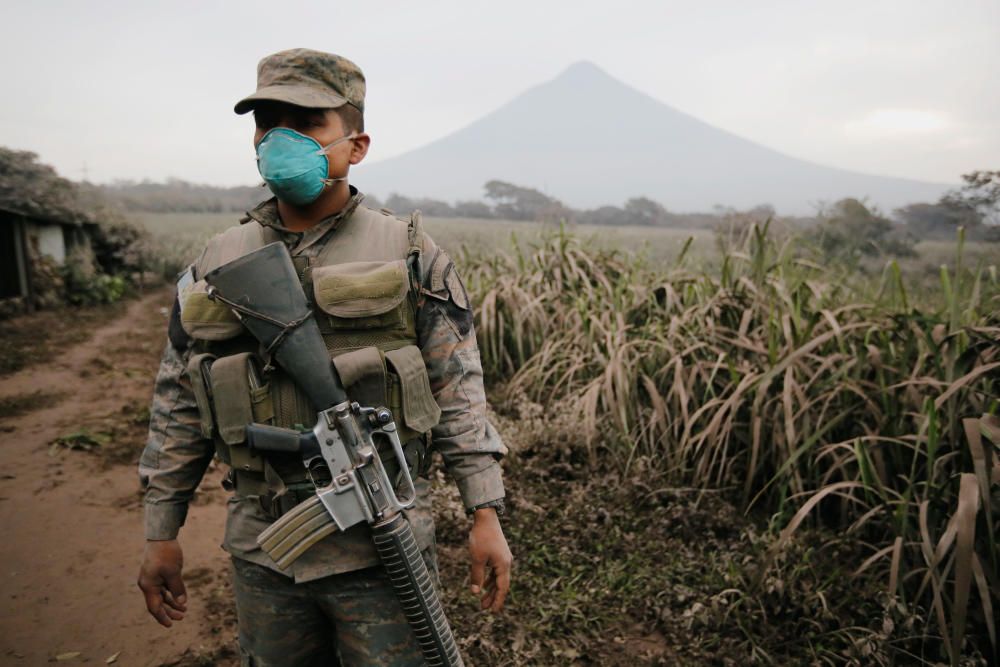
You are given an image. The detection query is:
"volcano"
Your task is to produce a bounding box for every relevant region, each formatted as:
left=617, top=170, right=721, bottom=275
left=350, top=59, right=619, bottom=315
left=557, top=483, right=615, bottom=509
left=357, top=61, right=949, bottom=214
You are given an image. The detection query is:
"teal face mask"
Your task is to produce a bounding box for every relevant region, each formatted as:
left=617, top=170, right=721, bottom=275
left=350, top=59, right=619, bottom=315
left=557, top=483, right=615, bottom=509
left=255, top=128, right=356, bottom=206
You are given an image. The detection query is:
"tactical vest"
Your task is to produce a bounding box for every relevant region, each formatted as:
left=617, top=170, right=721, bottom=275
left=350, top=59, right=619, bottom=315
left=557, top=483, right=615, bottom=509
left=177, top=206, right=442, bottom=504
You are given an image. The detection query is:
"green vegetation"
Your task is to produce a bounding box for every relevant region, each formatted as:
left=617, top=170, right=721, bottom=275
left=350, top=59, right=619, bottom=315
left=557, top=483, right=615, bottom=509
left=462, top=223, right=998, bottom=664
left=60, top=252, right=128, bottom=305
left=50, top=400, right=151, bottom=467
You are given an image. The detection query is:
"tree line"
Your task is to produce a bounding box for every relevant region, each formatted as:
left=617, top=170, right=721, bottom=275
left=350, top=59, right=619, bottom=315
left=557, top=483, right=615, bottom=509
left=3, top=144, right=997, bottom=247
left=91, top=172, right=1000, bottom=242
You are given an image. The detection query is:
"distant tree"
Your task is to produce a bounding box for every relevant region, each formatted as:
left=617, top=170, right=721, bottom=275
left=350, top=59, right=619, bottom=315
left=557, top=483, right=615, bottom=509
left=895, top=170, right=1000, bottom=242
left=383, top=194, right=456, bottom=217
left=99, top=178, right=265, bottom=213
left=942, top=170, right=1000, bottom=225
left=895, top=202, right=979, bottom=240
left=811, top=198, right=914, bottom=259
left=412, top=198, right=455, bottom=217
left=577, top=205, right=628, bottom=226
left=90, top=221, right=151, bottom=277
left=385, top=193, right=416, bottom=214
left=453, top=200, right=493, bottom=219
left=623, top=197, right=669, bottom=226
left=483, top=180, right=571, bottom=222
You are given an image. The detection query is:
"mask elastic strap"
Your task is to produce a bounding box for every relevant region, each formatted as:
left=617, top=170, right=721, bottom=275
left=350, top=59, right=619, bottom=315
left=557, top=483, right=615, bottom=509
left=316, top=132, right=358, bottom=155
left=319, top=133, right=357, bottom=186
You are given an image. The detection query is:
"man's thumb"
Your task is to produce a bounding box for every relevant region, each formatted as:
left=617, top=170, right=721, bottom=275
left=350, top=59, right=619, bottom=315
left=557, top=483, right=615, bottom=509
left=166, top=571, right=187, bottom=608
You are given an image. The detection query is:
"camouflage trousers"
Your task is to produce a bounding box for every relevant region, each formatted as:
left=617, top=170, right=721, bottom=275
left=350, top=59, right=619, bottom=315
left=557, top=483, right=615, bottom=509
left=230, top=552, right=438, bottom=667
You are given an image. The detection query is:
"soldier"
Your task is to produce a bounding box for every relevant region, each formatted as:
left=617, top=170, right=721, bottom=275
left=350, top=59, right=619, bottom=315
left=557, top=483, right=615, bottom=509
left=136, top=48, right=513, bottom=666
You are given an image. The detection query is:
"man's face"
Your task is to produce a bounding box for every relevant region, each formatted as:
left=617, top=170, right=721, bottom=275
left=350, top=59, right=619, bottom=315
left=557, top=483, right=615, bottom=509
left=252, top=101, right=368, bottom=178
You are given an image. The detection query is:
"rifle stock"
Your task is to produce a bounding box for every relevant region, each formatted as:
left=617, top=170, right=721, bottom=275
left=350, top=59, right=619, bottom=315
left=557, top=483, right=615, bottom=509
left=204, top=241, right=346, bottom=410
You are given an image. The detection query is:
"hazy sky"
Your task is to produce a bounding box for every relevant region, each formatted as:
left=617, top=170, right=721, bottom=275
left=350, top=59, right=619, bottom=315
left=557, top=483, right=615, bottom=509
left=1, top=0, right=996, bottom=188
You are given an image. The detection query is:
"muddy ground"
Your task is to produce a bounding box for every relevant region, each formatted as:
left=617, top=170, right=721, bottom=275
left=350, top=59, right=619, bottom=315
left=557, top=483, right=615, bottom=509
left=0, top=290, right=894, bottom=666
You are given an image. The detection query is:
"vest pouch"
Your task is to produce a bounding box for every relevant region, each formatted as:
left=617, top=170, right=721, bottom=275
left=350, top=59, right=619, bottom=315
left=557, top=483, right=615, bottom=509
left=332, top=346, right=388, bottom=408
left=179, top=279, right=244, bottom=340
left=332, top=346, right=397, bottom=462
left=269, top=372, right=318, bottom=432
left=185, top=352, right=217, bottom=438
left=209, top=352, right=266, bottom=473
left=331, top=345, right=439, bottom=462
left=312, top=260, right=412, bottom=337
left=385, top=345, right=442, bottom=438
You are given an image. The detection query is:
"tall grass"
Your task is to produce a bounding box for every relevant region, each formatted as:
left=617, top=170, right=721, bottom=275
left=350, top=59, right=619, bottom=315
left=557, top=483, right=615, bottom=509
left=465, top=224, right=999, bottom=663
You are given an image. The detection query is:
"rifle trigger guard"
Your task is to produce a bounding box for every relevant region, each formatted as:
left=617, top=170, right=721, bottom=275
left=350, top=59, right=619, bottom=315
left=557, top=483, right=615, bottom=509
left=359, top=404, right=417, bottom=512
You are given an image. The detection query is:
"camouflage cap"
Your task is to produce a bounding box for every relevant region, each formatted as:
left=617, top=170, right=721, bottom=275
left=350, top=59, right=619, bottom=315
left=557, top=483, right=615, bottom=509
left=234, top=49, right=366, bottom=115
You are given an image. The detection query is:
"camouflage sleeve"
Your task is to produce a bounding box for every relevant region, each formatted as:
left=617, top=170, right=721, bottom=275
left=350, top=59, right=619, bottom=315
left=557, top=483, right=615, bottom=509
left=137, top=311, right=215, bottom=540
left=417, top=237, right=507, bottom=510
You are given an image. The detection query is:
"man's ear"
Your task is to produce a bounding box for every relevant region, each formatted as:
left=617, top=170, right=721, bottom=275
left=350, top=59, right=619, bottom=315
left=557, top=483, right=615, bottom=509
left=349, top=133, right=371, bottom=165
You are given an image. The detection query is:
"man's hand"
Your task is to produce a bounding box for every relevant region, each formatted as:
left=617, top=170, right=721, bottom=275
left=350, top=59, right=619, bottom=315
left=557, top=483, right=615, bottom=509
left=137, top=539, right=188, bottom=627
left=468, top=508, right=512, bottom=613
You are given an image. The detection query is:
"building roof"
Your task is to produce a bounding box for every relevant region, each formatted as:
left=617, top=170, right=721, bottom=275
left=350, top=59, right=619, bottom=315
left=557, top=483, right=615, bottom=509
left=0, top=205, right=97, bottom=227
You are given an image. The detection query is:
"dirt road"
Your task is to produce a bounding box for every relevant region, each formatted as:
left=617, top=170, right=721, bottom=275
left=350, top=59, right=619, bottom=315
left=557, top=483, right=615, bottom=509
left=0, top=290, right=238, bottom=666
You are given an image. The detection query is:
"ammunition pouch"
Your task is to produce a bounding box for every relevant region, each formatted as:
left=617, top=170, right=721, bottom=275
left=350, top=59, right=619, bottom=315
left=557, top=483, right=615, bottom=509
left=179, top=279, right=244, bottom=340
left=186, top=352, right=216, bottom=438
left=187, top=351, right=269, bottom=474
left=311, top=260, right=416, bottom=352
left=332, top=345, right=441, bottom=447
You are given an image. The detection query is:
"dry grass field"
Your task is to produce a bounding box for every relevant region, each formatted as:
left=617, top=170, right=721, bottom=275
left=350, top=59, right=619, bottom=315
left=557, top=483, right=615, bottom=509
left=132, top=211, right=717, bottom=271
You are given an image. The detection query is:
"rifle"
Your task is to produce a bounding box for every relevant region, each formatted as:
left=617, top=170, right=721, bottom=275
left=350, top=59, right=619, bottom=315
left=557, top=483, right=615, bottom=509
left=204, top=242, right=463, bottom=667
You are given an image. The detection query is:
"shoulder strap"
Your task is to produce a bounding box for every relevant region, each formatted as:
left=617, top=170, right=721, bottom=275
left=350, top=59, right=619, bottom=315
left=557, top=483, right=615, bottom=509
left=195, top=220, right=277, bottom=278
left=406, top=210, right=425, bottom=293
left=407, top=209, right=424, bottom=257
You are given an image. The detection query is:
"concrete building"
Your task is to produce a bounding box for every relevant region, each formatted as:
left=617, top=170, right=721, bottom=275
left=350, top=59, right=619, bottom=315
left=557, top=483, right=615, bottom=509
left=1, top=206, right=98, bottom=310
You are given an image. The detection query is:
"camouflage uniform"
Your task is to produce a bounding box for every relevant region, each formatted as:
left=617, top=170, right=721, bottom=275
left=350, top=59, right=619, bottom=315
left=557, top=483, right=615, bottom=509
left=138, top=49, right=506, bottom=666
